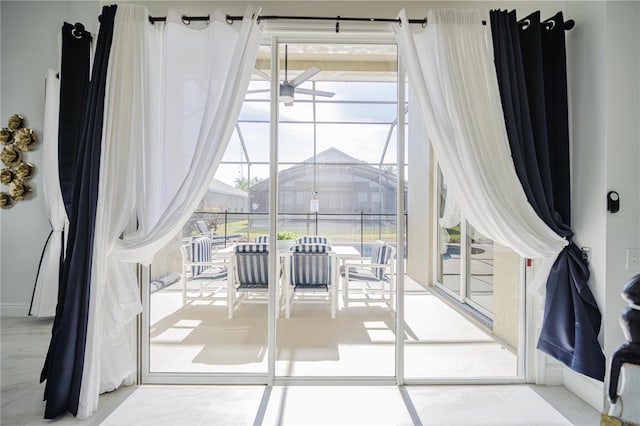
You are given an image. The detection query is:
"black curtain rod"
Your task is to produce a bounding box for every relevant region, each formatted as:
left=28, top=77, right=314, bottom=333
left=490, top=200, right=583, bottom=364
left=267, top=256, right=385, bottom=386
left=230, top=14, right=430, bottom=25
left=147, top=14, right=575, bottom=31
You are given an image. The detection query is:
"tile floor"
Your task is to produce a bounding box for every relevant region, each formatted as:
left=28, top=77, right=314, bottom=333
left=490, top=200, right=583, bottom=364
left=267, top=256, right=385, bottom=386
left=2, top=317, right=600, bottom=425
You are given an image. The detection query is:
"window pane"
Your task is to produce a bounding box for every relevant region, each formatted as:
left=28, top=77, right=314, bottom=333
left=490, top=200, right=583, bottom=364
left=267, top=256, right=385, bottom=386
left=238, top=123, right=270, bottom=162
left=316, top=103, right=396, bottom=123
left=239, top=100, right=269, bottom=122
left=316, top=81, right=397, bottom=102
left=466, top=225, right=494, bottom=316
left=279, top=101, right=313, bottom=122
left=245, top=78, right=270, bottom=101
left=279, top=123, right=314, bottom=162
left=437, top=171, right=461, bottom=295
left=221, top=130, right=245, bottom=163
left=316, top=123, right=389, bottom=163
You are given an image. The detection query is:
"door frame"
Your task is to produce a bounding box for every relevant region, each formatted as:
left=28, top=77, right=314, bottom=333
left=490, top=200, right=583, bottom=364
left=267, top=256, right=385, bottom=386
left=140, top=27, right=529, bottom=386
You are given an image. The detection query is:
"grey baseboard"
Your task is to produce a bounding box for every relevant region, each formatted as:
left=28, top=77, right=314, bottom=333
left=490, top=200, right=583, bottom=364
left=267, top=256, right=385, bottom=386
left=1, top=303, right=30, bottom=317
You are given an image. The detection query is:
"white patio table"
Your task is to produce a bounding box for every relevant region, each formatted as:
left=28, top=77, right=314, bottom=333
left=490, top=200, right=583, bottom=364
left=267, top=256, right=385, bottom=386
left=215, top=244, right=361, bottom=314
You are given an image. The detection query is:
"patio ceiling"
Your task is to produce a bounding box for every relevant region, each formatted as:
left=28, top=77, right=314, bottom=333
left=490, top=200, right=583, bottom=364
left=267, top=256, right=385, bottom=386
left=254, top=43, right=398, bottom=81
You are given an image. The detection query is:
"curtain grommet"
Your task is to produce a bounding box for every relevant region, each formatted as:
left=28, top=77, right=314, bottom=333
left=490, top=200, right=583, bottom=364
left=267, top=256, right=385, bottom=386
left=519, top=18, right=531, bottom=30
left=71, top=23, right=85, bottom=39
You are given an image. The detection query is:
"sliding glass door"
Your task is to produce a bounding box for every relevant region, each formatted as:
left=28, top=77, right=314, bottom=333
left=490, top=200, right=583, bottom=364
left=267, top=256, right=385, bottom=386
left=141, top=31, right=525, bottom=385
left=272, top=42, right=399, bottom=378
left=142, top=45, right=273, bottom=380
left=415, top=167, right=524, bottom=379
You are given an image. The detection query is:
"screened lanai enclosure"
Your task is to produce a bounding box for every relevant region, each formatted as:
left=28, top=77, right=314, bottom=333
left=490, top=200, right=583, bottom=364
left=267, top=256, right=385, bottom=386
left=186, top=44, right=407, bottom=253
left=145, top=42, right=522, bottom=382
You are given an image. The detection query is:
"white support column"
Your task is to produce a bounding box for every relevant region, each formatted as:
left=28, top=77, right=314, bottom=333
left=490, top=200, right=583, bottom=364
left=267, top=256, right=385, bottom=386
left=460, top=219, right=468, bottom=302
left=139, top=264, right=150, bottom=384
left=395, top=54, right=406, bottom=385
left=268, top=38, right=280, bottom=386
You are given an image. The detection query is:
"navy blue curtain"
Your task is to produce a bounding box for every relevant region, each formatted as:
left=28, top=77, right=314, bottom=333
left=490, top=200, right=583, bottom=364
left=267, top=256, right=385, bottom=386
left=490, top=10, right=605, bottom=381
left=29, top=23, right=92, bottom=316
left=58, top=22, right=92, bottom=217
left=40, top=5, right=116, bottom=419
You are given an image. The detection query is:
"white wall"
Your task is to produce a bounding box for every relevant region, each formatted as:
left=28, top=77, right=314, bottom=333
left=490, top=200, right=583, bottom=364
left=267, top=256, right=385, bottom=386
left=602, top=0, right=640, bottom=360
left=0, top=1, right=100, bottom=316
left=602, top=0, right=640, bottom=411
left=566, top=0, right=640, bottom=410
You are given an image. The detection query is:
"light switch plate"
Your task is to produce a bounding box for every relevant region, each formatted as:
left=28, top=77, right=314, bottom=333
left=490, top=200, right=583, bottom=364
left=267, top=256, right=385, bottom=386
left=627, top=248, right=640, bottom=271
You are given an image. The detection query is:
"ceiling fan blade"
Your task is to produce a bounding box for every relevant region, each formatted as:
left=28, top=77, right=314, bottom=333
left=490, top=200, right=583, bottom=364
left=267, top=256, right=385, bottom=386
left=246, top=89, right=271, bottom=94
left=289, top=66, right=321, bottom=87
left=295, top=87, right=335, bottom=98
left=252, top=68, right=271, bottom=81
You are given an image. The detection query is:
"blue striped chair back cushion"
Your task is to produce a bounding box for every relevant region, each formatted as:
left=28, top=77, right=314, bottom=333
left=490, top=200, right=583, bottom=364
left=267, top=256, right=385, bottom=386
left=234, top=244, right=269, bottom=286
left=295, top=236, right=330, bottom=245
left=255, top=235, right=269, bottom=243
left=371, top=241, right=393, bottom=280
left=190, top=237, right=212, bottom=277
left=291, top=244, right=331, bottom=286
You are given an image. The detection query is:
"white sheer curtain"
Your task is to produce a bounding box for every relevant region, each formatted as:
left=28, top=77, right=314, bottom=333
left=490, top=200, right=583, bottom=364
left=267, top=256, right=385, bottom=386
left=393, top=10, right=566, bottom=262
left=78, top=5, right=261, bottom=418
left=30, top=70, right=67, bottom=318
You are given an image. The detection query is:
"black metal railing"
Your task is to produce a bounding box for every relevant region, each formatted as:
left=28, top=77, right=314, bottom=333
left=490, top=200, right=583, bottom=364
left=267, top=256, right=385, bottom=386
left=187, top=211, right=408, bottom=257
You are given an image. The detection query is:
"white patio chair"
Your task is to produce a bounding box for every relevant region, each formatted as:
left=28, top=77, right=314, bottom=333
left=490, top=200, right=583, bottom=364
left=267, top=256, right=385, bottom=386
left=341, top=240, right=395, bottom=309
left=284, top=243, right=337, bottom=319
left=181, top=236, right=228, bottom=305
left=228, top=243, right=279, bottom=319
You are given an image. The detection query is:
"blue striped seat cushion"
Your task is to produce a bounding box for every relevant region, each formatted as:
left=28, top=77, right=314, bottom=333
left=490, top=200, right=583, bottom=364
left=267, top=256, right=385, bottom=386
left=290, top=243, right=331, bottom=253
left=190, top=236, right=213, bottom=277
left=235, top=243, right=269, bottom=253
left=235, top=243, right=269, bottom=287
left=190, top=237, right=227, bottom=280
left=371, top=241, right=393, bottom=280
left=255, top=235, right=269, bottom=243
left=295, top=236, right=331, bottom=245
left=290, top=244, right=331, bottom=287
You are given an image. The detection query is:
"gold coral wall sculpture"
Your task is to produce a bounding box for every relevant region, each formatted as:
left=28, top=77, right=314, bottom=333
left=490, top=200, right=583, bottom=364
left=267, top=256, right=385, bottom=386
left=0, top=114, right=36, bottom=208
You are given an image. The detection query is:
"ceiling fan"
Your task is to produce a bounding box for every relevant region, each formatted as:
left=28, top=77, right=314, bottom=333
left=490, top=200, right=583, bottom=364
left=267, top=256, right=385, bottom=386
left=248, top=45, right=335, bottom=106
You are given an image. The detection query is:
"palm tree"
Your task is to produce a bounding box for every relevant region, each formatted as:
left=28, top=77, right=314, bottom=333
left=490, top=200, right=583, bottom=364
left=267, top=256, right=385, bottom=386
left=234, top=176, right=262, bottom=191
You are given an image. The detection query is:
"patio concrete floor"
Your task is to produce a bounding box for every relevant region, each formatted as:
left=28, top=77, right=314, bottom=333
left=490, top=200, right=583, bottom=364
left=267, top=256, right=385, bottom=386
left=149, top=275, right=517, bottom=378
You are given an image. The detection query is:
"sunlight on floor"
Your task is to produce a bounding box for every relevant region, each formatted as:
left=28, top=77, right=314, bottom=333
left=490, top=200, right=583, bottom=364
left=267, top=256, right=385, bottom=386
left=148, top=276, right=517, bottom=378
